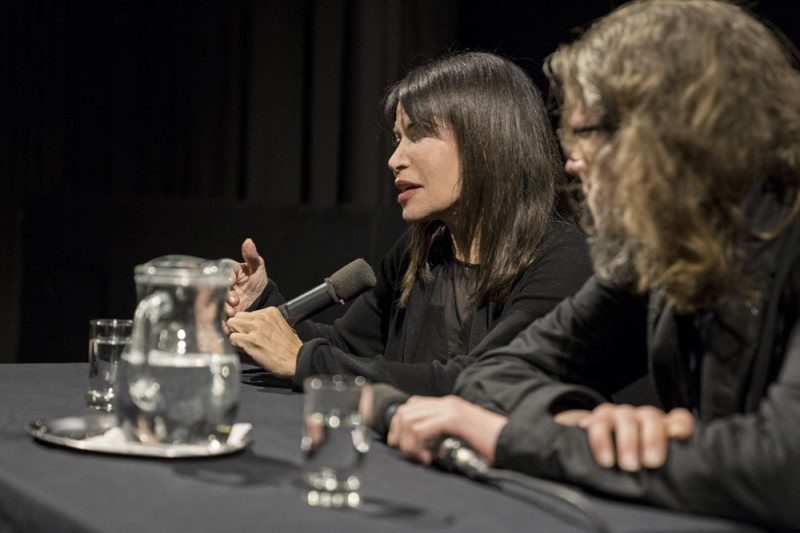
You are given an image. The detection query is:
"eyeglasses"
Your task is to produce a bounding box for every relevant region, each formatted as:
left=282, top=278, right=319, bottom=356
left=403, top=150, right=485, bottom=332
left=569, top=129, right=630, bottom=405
left=569, top=123, right=610, bottom=137
left=557, top=123, right=610, bottom=141
left=557, top=122, right=612, bottom=156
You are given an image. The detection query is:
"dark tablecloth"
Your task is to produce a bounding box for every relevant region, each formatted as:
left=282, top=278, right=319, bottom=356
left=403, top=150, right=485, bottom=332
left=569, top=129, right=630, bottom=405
left=0, top=363, right=764, bottom=532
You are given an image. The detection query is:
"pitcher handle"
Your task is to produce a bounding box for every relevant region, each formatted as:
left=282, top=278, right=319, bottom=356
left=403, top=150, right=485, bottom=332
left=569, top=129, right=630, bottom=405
left=131, top=290, right=174, bottom=368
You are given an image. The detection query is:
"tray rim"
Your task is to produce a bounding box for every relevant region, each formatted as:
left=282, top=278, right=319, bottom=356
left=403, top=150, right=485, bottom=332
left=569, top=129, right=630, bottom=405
left=27, top=413, right=249, bottom=458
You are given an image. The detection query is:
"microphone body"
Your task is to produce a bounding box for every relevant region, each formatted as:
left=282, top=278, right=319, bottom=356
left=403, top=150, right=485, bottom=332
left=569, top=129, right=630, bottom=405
left=435, top=437, right=490, bottom=480
left=370, top=383, right=490, bottom=480
left=276, top=258, right=376, bottom=326
left=277, top=281, right=339, bottom=326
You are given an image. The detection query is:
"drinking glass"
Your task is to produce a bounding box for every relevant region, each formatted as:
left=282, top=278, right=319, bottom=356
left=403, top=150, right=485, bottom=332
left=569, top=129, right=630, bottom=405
left=301, top=375, right=372, bottom=508
left=86, top=318, right=133, bottom=411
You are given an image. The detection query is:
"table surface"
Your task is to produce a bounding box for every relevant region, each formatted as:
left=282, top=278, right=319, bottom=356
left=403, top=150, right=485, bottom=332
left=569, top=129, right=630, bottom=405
left=0, top=363, right=765, bottom=533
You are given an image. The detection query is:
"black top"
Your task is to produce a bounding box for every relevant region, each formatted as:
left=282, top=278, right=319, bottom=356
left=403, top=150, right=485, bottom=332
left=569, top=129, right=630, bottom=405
left=455, top=194, right=800, bottom=529
left=433, top=258, right=479, bottom=356
left=252, top=220, right=593, bottom=396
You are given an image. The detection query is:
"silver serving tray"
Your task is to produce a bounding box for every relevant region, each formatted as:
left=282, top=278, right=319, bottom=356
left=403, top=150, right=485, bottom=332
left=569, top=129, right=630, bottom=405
left=28, top=413, right=250, bottom=458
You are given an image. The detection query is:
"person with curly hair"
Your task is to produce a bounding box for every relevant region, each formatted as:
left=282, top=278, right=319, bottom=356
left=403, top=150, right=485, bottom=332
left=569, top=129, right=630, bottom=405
left=386, top=1, right=800, bottom=527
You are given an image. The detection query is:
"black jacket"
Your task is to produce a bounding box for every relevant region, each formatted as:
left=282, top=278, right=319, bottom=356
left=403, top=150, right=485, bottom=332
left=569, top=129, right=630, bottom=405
left=252, top=220, right=592, bottom=395
left=455, top=207, right=800, bottom=529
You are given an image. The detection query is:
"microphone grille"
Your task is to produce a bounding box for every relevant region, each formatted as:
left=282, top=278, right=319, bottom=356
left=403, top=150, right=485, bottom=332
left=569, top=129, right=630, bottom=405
left=329, top=258, right=377, bottom=301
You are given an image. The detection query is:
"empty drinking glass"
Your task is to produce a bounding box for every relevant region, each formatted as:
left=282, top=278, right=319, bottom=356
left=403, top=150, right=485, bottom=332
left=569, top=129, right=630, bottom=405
left=302, top=375, right=372, bottom=508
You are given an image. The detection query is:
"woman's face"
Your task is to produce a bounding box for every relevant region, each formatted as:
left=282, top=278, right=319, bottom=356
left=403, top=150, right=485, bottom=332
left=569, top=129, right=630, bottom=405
left=562, top=103, right=613, bottom=229
left=388, top=104, right=462, bottom=225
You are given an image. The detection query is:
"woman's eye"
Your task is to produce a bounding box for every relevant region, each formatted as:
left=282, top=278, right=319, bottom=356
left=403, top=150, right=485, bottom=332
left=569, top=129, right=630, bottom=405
left=392, top=123, right=426, bottom=145
left=405, top=122, right=426, bottom=142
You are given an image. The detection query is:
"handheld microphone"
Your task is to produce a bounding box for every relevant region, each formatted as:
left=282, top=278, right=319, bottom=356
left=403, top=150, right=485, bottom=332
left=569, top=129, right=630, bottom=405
left=277, top=258, right=376, bottom=326
left=370, top=388, right=610, bottom=533
left=370, top=383, right=490, bottom=480
left=435, top=437, right=490, bottom=480
left=370, top=383, right=411, bottom=438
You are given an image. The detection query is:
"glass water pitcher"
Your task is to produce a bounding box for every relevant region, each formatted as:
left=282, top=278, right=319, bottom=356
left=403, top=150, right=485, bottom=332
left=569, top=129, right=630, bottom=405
left=116, top=255, right=240, bottom=447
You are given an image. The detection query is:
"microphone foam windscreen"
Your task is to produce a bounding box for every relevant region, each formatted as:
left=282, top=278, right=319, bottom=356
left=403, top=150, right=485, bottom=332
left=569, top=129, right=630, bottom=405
left=328, top=258, right=377, bottom=301
left=369, top=382, right=410, bottom=438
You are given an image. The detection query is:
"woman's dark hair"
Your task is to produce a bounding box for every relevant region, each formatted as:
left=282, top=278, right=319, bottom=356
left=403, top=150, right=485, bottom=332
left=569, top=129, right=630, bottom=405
left=383, top=51, right=574, bottom=307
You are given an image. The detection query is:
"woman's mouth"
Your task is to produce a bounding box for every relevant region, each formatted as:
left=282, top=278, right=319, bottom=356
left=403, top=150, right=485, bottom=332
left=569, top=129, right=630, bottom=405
left=396, top=182, right=422, bottom=202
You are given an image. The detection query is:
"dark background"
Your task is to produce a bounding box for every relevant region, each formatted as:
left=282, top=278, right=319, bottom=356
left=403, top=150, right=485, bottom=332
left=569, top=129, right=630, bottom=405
left=2, top=0, right=799, bottom=363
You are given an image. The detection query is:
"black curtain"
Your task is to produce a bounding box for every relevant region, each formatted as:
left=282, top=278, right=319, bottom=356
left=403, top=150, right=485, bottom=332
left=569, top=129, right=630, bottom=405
left=1, top=0, right=462, bottom=202
left=3, top=0, right=799, bottom=363
left=1, top=0, right=458, bottom=362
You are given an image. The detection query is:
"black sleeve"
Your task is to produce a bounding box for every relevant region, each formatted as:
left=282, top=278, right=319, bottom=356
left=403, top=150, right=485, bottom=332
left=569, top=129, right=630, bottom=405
left=467, top=221, right=595, bottom=357
left=455, top=276, right=650, bottom=413
left=458, top=277, right=800, bottom=529
left=295, top=223, right=594, bottom=396
left=294, top=340, right=478, bottom=396
left=247, top=279, right=287, bottom=311
left=494, top=315, right=800, bottom=529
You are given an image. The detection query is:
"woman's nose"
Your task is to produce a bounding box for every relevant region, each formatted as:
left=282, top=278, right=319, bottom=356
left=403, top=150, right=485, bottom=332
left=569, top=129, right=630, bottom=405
left=388, top=145, right=407, bottom=173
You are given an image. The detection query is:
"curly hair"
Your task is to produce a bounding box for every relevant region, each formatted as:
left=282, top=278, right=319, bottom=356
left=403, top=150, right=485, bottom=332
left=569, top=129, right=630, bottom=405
left=546, top=0, right=800, bottom=311
left=383, top=52, right=574, bottom=308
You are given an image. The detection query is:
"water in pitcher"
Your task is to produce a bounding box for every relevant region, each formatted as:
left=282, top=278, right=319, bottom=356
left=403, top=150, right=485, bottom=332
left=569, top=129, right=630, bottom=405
left=116, top=349, right=240, bottom=446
